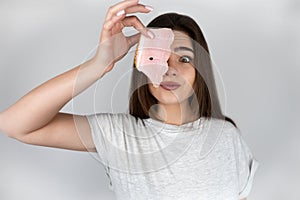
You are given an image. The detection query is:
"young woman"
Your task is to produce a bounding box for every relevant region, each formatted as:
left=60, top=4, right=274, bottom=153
left=0, top=0, right=258, bottom=199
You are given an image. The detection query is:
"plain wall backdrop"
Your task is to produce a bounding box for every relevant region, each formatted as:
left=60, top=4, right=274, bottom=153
left=0, top=0, right=299, bottom=199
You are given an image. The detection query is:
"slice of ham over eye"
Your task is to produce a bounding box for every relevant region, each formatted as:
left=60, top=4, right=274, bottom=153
left=134, top=28, right=174, bottom=87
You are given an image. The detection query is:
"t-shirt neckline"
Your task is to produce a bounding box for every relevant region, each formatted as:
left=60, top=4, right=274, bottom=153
left=143, top=116, right=208, bottom=132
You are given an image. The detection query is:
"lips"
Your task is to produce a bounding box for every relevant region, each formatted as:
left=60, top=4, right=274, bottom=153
left=160, top=81, right=181, bottom=91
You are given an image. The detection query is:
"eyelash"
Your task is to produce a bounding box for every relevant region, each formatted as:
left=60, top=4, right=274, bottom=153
left=179, top=55, right=192, bottom=63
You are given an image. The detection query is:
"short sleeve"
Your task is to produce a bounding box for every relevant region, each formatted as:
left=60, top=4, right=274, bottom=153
left=86, top=113, right=116, bottom=191
left=234, top=130, right=260, bottom=199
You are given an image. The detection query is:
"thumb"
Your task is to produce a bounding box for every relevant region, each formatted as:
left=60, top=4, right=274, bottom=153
left=127, top=33, right=141, bottom=48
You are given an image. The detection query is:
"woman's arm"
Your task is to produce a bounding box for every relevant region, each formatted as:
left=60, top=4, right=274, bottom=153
left=0, top=59, right=102, bottom=151
left=0, top=0, right=152, bottom=152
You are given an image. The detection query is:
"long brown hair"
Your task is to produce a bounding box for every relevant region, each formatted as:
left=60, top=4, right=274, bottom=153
left=129, top=13, right=237, bottom=128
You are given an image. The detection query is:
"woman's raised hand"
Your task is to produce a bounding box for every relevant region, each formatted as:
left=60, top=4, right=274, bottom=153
left=92, top=0, right=154, bottom=75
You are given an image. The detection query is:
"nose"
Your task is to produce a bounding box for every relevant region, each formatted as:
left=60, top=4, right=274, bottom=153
left=165, top=65, right=177, bottom=77
left=165, top=56, right=177, bottom=76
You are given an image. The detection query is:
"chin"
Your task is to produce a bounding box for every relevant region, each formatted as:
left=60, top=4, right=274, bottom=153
left=158, top=96, right=183, bottom=105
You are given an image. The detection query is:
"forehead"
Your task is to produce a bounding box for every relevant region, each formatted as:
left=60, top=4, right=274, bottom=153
left=171, top=30, right=193, bottom=49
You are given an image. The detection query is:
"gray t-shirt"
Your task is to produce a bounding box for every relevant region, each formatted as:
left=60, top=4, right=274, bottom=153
left=86, top=113, right=259, bottom=200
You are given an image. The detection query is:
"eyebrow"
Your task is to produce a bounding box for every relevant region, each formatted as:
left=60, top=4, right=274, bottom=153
left=174, top=46, right=194, bottom=53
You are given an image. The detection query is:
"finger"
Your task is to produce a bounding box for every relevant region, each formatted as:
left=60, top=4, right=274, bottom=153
left=101, top=13, right=126, bottom=42
left=105, top=0, right=139, bottom=21
left=122, top=16, right=154, bottom=38
left=103, top=14, right=125, bottom=33
left=125, top=4, right=153, bottom=14
left=103, top=15, right=151, bottom=39
left=101, top=6, right=154, bottom=42
left=103, top=3, right=153, bottom=32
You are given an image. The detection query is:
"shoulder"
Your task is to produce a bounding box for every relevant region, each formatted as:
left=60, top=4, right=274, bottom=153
left=202, top=117, right=249, bottom=155
left=209, top=118, right=255, bottom=164
left=203, top=117, right=241, bottom=138
left=204, top=117, right=256, bottom=165
left=86, top=113, right=145, bottom=130
left=86, top=112, right=136, bottom=122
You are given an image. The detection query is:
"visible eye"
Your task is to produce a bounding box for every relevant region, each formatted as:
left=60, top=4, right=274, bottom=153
left=179, top=55, right=192, bottom=63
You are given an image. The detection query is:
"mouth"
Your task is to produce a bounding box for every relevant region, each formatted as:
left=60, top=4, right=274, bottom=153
left=160, top=81, right=181, bottom=91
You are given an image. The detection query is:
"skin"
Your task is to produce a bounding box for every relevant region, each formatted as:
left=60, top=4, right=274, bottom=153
left=149, top=30, right=198, bottom=126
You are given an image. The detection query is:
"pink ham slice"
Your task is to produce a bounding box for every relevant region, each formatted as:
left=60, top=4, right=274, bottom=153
left=134, top=28, right=174, bottom=87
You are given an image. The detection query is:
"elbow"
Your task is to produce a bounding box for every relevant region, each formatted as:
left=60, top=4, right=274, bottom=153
left=0, top=124, right=17, bottom=139
left=0, top=129, right=25, bottom=142
left=0, top=111, right=23, bottom=139
left=0, top=125, right=26, bottom=142
left=0, top=112, right=9, bottom=136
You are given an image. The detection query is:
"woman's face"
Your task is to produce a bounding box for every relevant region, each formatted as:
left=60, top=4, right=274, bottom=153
left=148, top=30, right=196, bottom=106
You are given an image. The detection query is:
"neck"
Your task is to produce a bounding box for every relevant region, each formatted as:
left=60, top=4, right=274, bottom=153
left=153, top=102, right=199, bottom=125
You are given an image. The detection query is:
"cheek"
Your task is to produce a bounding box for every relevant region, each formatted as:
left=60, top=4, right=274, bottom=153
left=181, top=68, right=196, bottom=96
left=182, top=67, right=196, bottom=86
left=190, top=69, right=196, bottom=85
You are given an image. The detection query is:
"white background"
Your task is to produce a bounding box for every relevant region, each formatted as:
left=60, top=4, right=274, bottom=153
left=0, top=0, right=299, bottom=199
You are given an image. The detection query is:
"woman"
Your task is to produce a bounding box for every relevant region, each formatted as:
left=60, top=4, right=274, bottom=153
left=0, top=0, right=258, bottom=199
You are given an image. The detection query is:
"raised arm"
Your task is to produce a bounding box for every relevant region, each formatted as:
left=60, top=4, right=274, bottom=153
left=0, top=0, right=152, bottom=152
left=0, top=58, right=104, bottom=151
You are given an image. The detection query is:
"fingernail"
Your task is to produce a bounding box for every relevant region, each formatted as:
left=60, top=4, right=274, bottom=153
left=147, top=30, right=155, bottom=39
left=145, top=5, right=154, bottom=11
left=116, top=10, right=125, bottom=17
